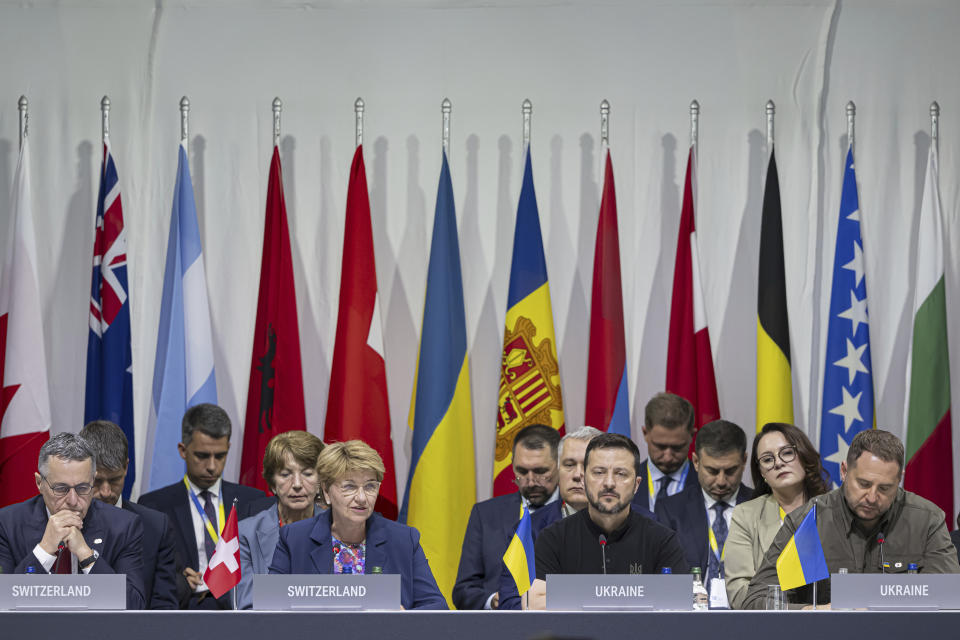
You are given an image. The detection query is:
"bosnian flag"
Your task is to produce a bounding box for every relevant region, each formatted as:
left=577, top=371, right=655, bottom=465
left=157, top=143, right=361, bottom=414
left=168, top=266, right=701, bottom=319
left=85, top=141, right=136, bottom=499
left=666, top=147, right=720, bottom=441
left=0, top=136, right=52, bottom=507
left=203, top=504, right=240, bottom=599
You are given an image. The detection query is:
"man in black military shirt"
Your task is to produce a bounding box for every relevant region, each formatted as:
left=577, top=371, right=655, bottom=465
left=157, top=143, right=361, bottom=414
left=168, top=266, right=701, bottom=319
left=526, top=433, right=688, bottom=608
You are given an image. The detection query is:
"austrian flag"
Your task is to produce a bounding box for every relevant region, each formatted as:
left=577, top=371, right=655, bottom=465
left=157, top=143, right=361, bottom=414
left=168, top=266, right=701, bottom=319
left=203, top=504, right=240, bottom=599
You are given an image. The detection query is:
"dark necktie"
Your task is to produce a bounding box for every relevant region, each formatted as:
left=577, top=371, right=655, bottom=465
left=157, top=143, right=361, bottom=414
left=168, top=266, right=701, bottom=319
left=54, top=547, right=72, bottom=574
left=708, top=502, right=729, bottom=583
left=656, top=476, right=670, bottom=502
left=200, top=490, right=218, bottom=561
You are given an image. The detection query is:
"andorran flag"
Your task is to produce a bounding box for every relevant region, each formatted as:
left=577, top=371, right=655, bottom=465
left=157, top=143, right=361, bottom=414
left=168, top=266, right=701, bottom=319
left=776, top=504, right=829, bottom=591
left=493, top=146, right=565, bottom=496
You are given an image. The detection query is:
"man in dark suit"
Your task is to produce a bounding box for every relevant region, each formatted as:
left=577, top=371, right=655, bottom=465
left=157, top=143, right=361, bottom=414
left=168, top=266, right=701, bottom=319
left=80, top=420, right=178, bottom=609
left=138, top=404, right=264, bottom=609
left=0, top=433, right=145, bottom=609
left=655, top=419, right=753, bottom=608
left=633, top=392, right=700, bottom=513
left=453, top=424, right=561, bottom=609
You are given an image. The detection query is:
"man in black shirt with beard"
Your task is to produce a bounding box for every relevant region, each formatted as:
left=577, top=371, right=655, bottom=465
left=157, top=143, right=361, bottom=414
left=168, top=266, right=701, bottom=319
left=525, top=433, right=688, bottom=608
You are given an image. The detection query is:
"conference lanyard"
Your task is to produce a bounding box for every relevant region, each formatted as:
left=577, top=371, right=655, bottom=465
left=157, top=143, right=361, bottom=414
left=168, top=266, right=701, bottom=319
left=647, top=460, right=690, bottom=504
left=184, top=476, right=225, bottom=543
left=707, top=520, right=724, bottom=562
left=778, top=505, right=786, bottom=524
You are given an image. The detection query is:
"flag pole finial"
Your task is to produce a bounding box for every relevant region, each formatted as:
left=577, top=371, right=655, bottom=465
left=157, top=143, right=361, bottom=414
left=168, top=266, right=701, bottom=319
left=765, top=100, right=776, bottom=149
left=846, top=101, right=856, bottom=154
left=600, top=99, right=610, bottom=149
left=101, top=95, right=111, bottom=146
left=931, top=101, right=940, bottom=156
left=441, top=98, right=451, bottom=156
left=522, top=99, right=532, bottom=149
left=273, top=97, right=282, bottom=148
left=179, top=96, right=190, bottom=148
left=355, top=97, right=365, bottom=148
left=690, top=99, right=700, bottom=155
left=18, top=95, right=28, bottom=149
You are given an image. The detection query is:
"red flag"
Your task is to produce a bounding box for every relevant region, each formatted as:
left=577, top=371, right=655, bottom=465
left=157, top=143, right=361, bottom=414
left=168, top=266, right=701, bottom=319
left=666, top=147, right=720, bottom=448
left=203, top=504, right=240, bottom=599
left=240, top=147, right=306, bottom=491
left=0, top=138, right=51, bottom=507
left=324, top=146, right=397, bottom=519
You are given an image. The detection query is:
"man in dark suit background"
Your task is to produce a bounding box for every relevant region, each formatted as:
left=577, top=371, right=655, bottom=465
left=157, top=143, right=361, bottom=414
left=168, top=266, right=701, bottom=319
left=0, top=433, right=145, bottom=609
left=655, top=419, right=753, bottom=608
left=80, top=420, right=178, bottom=609
left=633, top=392, right=700, bottom=513
left=452, top=423, right=561, bottom=610
left=138, top=403, right=264, bottom=609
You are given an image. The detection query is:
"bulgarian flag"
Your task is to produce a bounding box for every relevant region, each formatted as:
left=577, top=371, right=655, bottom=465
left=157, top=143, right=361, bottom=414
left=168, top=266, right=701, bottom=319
left=904, top=145, right=953, bottom=526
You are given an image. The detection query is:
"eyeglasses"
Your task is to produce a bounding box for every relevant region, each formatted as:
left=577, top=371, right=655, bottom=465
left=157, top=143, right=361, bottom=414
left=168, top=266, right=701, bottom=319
left=41, top=475, right=94, bottom=497
left=757, top=445, right=798, bottom=471
left=333, top=481, right=380, bottom=498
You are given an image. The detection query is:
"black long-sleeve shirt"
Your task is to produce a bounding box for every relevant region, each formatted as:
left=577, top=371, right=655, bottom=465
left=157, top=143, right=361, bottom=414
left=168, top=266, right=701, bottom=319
left=535, top=509, right=689, bottom=578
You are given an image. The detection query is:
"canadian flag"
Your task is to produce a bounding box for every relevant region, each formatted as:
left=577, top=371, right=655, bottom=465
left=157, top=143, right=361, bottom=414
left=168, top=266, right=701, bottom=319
left=203, top=504, right=240, bottom=599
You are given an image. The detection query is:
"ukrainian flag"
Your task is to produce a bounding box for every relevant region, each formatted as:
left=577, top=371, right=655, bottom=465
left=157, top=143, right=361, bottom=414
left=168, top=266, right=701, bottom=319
left=493, top=146, right=565, bottom=495
left=400, top=150, right=476, bottom=608
left=776, top=504, right=829, bottom=590
left=503, top=506, right=536, bottom=596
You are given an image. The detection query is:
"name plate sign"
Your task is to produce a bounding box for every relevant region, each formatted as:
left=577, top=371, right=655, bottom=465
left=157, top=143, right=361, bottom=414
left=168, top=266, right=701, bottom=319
left=0, top=574, right=126, bottom=610
left=832, top=573, right=960, bottom=610
left=253, top=574, right=401, bottom=611
left=546, top=574, right=691, bottom=611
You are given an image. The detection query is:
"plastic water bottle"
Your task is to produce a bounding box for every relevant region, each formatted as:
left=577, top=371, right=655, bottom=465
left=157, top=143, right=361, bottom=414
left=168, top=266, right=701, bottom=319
left=661, top=567, right=672, bottom=574
left=907, top=563, right=919, bottom=574
left=691, top=567, right=708, bottom=610
left=341, top=565, right=353, bottom=575
left=838, top=568, right=849, bottom=575
left=370, top=566, right=383, bottom=574
left=26, top=566, right=36, bottom=574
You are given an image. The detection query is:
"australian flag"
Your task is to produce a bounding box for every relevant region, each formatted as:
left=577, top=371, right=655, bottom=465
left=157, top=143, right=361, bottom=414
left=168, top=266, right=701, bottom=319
left=85, top=142, right=135, bottom=499
left=819, top=147, right=874, bottom=487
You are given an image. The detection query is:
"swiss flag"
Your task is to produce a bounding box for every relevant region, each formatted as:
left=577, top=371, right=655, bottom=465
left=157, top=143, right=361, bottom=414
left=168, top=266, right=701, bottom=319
left=203, top=504, right=240, bottom=599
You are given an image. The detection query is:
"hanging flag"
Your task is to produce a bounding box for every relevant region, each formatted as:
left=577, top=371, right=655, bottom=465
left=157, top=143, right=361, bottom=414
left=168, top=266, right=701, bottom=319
left=148, top=143, right=217, bottom=491
left=240, top=147, right=306, bottom=492
left=776, top=504, right=829, bottom=590
left=502, top=505, right=536, bottom=598
left=85, top=141, right=136, bottom=499
left=324, top=145, right=397, bottom=519
left=494, top=147, right=565, bottom=495
left=401, top=150, right=475, bottom=607
left=203, top=503, right=241, bottom=599
left=905, top=146, right=953, bottom=524
left=819, top=147, right=874, bottom=487
left=0, top=137, right=52, bottom=507
left=756, top=148, right=793, bottom=432
left=666, top=146, right=720, bottom=444
left=585, top=149, right=630, bottom=436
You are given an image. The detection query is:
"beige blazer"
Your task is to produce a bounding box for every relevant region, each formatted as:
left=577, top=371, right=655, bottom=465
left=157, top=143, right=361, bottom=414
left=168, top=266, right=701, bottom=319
left=724, top=493, right=783, bottom=609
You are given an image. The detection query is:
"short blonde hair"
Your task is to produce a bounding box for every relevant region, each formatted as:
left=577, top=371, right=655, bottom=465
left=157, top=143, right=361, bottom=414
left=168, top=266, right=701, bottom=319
left=316, top=440, right=385, bottom=489
left=262, top=431, right=325, bottom=490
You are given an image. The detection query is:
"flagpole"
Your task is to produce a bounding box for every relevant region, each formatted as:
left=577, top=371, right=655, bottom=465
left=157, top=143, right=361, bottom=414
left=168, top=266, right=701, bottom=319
left=101, top=96, right=111, bottom=147
left=231, top=497, right=238, bottom=610
left=690, top=99, right=700, bottom=159
left=441, top=98, right=452, bottom=158
left=931, top=101, right=940, bottom=159
left=766, top=100, right=776, bottom=150
left=273, top=97, right=282, bottom=149
left=600, top=99, right=610, bottom=172
left=846, top=101, right=856, bottom=155
left=355, top=97, right=364, bottom=149
left=522, top=99, right=532, bottom=154
left=18, top=95, right=28, bottom=150
left=180, top=96, right=190, bottom=153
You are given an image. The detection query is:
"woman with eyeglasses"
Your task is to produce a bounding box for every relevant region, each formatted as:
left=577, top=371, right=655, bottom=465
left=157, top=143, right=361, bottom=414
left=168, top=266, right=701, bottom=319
left=268, top=440, right=447, bottom=609
left=725, top=423, right=830, bottom=609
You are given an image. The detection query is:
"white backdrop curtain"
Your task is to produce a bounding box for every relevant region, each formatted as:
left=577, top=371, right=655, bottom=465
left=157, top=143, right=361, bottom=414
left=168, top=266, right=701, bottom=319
left=1, top=0, right=958, bottom=517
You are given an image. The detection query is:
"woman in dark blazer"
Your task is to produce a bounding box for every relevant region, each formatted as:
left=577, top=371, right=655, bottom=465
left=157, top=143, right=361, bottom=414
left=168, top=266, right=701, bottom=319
left=269, top=440, right=447, bottom=610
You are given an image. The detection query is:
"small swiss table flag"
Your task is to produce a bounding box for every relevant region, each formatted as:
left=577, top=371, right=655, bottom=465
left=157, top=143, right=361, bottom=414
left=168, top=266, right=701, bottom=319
left=203, top=504, right=241, bottom=599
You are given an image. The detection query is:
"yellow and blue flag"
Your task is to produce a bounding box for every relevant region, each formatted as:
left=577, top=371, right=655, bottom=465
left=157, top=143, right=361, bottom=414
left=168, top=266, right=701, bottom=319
left=400, top=150, right=476, bottom=608
left=494, top=146, right=565, bottom=495
left=503, top=506, right=536, bottom=596
left=776, top=504, right=829, bottom=590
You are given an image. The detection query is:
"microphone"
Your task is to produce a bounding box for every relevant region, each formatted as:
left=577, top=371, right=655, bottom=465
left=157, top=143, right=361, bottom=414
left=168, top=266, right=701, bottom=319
left=598, top=534, right=608, bottom=575
left=877, top=532, right=886, bottom=573
left=54, top=541, right=66, bottom=574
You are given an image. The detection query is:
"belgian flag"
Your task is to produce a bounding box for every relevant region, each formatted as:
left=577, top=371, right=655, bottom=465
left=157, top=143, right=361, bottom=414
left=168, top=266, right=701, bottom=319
left=756, top=148, right=793, bottom=432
